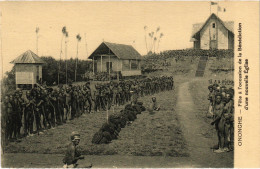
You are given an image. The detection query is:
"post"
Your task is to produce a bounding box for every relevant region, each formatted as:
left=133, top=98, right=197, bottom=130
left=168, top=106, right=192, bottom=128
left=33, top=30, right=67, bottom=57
left=109, top=55, right=111, bottom=81
left=209, top=2, right=212, bottom=49
left=129, top=60, right=132, bottom=70
left=65, top=40, right=68, bottom=85
left=117, top=59, right=119, bottom=81
left=93, top=56, right=95, bottom=75
left=101, top=55, right=103, bottom=72
left=106, top=102, right=109, bottom=123
left=75, top=41, right=79, bottom=82
left=216, top=6, right=219, bottom=49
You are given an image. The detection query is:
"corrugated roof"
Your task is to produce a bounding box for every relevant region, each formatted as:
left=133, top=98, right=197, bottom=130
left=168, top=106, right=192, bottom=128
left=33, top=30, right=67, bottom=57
left=89, top=42, right=142, bottom=60
left=191, top=13, right=234, bottom=41
left=10, top=50, right=45, bottom=64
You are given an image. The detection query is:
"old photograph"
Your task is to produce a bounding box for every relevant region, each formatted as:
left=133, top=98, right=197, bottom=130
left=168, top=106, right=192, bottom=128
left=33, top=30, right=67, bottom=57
left=0, top=1, right=259, bottom=168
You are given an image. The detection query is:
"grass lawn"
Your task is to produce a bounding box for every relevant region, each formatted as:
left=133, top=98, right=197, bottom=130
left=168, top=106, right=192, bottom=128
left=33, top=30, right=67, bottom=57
left=5, top=86, right=188, bottom=157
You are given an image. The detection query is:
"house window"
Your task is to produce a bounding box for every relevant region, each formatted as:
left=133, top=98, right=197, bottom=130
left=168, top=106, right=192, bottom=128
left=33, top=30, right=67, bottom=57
left=131, top=60, right=138, bottom=70
left=122, top=60, right=130, bottom=71
left=212, top=23, right=216, bottom=28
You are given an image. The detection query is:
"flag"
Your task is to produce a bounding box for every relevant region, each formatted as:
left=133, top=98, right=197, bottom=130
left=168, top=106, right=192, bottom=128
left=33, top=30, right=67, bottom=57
left=218, top=6, right=226, bottom=12
left=211, top=2, right=218, bottom=5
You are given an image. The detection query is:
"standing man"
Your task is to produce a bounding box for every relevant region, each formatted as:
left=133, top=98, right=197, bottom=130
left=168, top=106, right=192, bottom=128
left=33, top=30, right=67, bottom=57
left=211, top=93, right=225, bottom=153
left=207, top=85, right=214, bottom=118
left=24, top=91, right=35, bottom=137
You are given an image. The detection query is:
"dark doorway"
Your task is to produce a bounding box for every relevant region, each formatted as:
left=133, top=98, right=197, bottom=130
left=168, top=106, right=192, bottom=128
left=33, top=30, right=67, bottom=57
left=210, top=40, right=217, bottom=49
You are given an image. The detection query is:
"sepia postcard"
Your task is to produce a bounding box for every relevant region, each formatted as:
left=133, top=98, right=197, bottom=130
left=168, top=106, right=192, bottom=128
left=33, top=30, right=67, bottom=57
left=0, top=1, right=259, bottom=168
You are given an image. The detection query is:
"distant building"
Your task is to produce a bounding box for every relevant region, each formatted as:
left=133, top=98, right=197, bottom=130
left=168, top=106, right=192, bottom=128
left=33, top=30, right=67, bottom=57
left=190, top=13, right=234, bottom=50
left=88, top=42, right=143, bottom=77
left=10, top=50, right=45, bottom=89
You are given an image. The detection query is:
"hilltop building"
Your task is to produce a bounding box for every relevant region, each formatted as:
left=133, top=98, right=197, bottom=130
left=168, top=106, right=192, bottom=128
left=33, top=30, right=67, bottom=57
left=191, top=13, right=234, bottom=50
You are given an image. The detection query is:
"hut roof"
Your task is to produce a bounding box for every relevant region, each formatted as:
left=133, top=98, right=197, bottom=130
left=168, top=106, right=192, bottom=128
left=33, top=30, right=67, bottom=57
left=89, top=42, right=143, bottom=60
left=191, top=13, right=234, bottom=41
left=10, top=50, right=45, bottom=64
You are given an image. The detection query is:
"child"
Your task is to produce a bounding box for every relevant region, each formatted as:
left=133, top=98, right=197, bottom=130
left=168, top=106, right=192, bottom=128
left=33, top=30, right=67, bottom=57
left=63, top=131, right=87, bottom=168
left=148, top=97, right=160, bottom=114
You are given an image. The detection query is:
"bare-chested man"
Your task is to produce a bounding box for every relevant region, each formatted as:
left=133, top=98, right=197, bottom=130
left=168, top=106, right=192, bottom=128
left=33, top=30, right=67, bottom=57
left=222, top=92, right=234, bottom=151
left=207, top=85, right=214, bottom=118
left=211, top=93, right=225, bottom=153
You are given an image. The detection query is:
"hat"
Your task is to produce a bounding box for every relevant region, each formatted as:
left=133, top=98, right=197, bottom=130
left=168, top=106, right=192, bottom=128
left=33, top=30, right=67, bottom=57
left=71, top=131, right=80, bottom=141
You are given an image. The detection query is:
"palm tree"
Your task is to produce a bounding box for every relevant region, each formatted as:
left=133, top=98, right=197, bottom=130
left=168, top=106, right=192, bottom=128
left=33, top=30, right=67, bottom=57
left=58, top=26, right=67, bottom=85
left=157, top=32, right=164, bottom=52
left=144, top=26, right=148, bottom=54
left=75, top=34, right=81, bottom=82
left=149, top=31, right=154, bottom=52
left=153, top=37, right=157, bottom=53
left=65, top=31, right=69, bottom=85
left=35, top=27, right=39, bottom=55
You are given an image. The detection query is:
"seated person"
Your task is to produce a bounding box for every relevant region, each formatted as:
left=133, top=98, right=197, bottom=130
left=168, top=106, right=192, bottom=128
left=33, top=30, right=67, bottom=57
left=148, top=97, right=160, bottom=113
left=63, top=131, right=86, bottom=168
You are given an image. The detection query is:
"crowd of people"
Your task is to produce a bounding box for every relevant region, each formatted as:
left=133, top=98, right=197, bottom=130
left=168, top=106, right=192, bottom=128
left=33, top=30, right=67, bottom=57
left=1, top=76, right=174, bottom=146
left=207, top=82, right=234, bottom=153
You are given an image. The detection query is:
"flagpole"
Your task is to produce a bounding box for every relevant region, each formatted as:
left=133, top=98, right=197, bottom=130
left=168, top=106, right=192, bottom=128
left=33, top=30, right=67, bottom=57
left=209, top=2, right=212, bottom=50
left=217, top=4, right=219, bottom=49
left=210, top=2, right=211, bottom=15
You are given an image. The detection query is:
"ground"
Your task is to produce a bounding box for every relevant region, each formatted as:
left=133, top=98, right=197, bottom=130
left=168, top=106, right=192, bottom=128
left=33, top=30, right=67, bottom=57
left=1, top=75, right=233, bottom=168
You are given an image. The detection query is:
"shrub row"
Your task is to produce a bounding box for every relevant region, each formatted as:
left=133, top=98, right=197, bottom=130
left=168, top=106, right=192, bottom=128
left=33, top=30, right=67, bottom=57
left=92, top=102, right=146, bottom=144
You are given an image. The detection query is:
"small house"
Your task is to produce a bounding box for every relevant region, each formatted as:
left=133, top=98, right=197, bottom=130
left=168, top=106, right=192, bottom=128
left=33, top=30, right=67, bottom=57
left=10, top=50, right=45, bottom=89
left=88, top=42, right=143, bottom=77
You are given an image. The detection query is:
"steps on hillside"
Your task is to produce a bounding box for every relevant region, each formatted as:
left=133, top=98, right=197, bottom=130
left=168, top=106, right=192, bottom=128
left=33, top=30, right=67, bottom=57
left=195, top=56, right=208, bottom=77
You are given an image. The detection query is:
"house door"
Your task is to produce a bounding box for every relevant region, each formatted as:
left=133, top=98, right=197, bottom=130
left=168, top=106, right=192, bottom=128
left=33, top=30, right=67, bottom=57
left=106, top=62, right=112, bottom=72
left=210, top=40, right=217, bottom=49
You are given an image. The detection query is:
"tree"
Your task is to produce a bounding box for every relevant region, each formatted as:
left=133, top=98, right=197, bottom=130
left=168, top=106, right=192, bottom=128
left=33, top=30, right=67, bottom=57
left=144, top=26, right=148, bottom=54
left=75, top=34, right=81, bottom=82
left=157, top=33, right=164, bottom=52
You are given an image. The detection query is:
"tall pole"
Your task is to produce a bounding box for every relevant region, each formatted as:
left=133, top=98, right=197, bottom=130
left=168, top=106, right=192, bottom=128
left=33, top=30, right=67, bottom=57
left=216, top=4, right=219, bottom=49
left=58, top=35, right=64, bottom=85
left=0, top=12, right=3, bottom=82
left=75, top=41, right=78, bottom=82
left=84, top=33, right=88, bottom=58
left=101, top=55, right=103, bottom=72
left=93, top=56, right=95, bottom=75
left=65, top=39, right=68, bottom=85
left=109, top=55, right=111, bottom=81
left=108, top=49, right=111, bottom=81
left=36, top=34, right=38, bottom=55
left=209, top=2, right=212, bottom=50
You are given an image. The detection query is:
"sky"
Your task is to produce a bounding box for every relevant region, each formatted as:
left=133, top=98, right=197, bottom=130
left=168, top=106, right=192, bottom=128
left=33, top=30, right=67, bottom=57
left=0, top=1, right=240, bottom=75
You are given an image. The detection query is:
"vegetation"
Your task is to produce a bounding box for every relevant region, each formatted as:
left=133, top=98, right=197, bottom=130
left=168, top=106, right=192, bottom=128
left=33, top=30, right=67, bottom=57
left=141, top=49, right=234, bottom=73
left=42, top=56, right=91, bottom=85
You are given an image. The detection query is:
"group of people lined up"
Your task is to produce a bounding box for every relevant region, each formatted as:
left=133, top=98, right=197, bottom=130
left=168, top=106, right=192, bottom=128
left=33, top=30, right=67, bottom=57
left=207, top=82, right=234, bottom=153
left=1, top=76, right=174, bottom=145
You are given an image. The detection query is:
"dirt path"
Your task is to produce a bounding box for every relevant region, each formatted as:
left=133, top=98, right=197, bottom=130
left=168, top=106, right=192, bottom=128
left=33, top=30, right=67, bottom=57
left=175, top=81, right=233, bottom=167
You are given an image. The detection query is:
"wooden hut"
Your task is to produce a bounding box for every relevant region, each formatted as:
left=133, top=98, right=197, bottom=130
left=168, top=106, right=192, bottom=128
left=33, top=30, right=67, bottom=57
left=10, top=50, right=45, bottom=89
left=88, top=42, right=143, bottom=77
